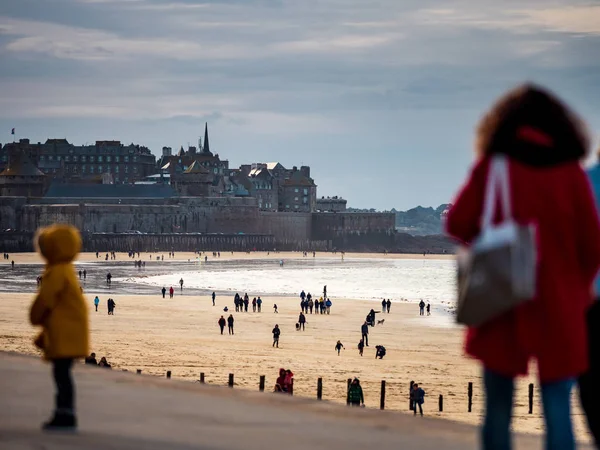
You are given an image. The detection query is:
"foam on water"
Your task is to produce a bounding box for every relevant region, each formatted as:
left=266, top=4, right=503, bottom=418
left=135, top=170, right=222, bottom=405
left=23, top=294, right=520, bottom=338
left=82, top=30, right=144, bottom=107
left=126, top=257, right=457, bottom=304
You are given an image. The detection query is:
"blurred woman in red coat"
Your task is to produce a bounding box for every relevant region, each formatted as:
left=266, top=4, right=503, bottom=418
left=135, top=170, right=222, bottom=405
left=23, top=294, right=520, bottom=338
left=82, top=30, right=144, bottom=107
left=446, top=84, right=600, bottom=450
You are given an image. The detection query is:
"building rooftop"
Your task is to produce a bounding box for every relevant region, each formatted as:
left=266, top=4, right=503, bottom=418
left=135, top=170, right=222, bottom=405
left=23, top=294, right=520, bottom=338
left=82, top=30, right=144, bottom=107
left=0, top=150, right=44, bottom=177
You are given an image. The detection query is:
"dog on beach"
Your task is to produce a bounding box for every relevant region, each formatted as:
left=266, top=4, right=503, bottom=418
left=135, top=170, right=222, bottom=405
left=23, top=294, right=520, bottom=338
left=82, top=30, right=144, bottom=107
left=377, top=319, right=385, bottom=326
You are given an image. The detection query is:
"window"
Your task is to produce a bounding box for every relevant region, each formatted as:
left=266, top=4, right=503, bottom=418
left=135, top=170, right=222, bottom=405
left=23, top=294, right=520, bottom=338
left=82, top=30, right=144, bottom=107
left=73, top=155, right=78, bottom=162
left=98, top=165, right=103, bottom=173
left=115, top=166, right=119, bottom=173
left=82, top=165, right=86, bottom=173
left=115, top=177, right=119, bottom=183
left=107, top=156, right=111, bottom=162
left=65, top=156, right=70, bottom=162
left=39, top=155, right=45, bottom=161
left=124, top=156, right=129, bottom=162
left=294, top=197, right=298, bottom=201
left=72, top=166, right=78, bottom=173
left=303, top=188, right=308, bottom=195
left=125, top=166, right=129, bottom=173
left=90, top=156, right=95, bottom=162
left=57, top=156, right=62, bottom=161
left=294, top=205, right=299, bottom=209
left=213, top=168, right=218, bottom=174
left=133, top=156, right=138, bottom=162
left=115, top=156, right=120, bottom=163
left=294, top=188, right=299, bottom=193
left=89, top=166, right=94, bottom=174
left=48, top=155, right=54, bottom=161
left=133, top=166, right=138, bottom=173
left=81, top=156, right=86, bottom=162
left=285, top=204, right=290, bottom=209
left=98, top=156, right=103, bottom=163
left=303, top=197, right=308, bottom=204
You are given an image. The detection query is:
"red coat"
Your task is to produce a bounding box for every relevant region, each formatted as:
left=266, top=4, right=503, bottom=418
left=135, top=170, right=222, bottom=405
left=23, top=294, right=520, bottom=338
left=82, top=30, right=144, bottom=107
left=446, top=156, right=600, bottom=382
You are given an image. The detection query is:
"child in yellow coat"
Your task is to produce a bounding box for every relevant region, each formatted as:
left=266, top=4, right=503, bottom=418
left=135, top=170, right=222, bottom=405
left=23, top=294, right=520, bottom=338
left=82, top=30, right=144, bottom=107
left=30, top=225, right=89, bottom=431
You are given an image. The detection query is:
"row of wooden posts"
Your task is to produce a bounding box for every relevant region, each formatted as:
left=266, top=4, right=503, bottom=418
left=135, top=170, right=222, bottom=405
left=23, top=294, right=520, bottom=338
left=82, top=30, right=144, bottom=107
left=141, top=370, right=535, bottom=414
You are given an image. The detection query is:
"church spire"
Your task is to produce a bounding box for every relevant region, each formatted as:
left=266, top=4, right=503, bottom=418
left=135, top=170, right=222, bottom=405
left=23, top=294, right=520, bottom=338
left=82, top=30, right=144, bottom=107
left=203, top=122, right=211, bottom=154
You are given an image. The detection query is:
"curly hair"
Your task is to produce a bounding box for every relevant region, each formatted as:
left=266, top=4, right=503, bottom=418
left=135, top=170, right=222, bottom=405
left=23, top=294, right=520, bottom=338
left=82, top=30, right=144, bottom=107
left=476, top=84, right=590, bottom=164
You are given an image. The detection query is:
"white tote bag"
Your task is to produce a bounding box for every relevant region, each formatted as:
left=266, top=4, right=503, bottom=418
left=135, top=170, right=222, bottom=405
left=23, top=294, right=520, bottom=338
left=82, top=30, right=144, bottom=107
left=456, top=155, right=537, bottom=327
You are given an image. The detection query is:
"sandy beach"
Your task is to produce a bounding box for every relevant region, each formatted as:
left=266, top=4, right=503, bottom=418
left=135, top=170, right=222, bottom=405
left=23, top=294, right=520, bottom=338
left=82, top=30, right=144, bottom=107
left=0, top=253, right=592, bottom=444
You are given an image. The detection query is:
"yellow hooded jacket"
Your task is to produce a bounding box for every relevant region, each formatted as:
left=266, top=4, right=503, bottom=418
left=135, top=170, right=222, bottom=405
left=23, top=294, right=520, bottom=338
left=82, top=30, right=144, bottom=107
left=29, top=225, right=89, bottom=360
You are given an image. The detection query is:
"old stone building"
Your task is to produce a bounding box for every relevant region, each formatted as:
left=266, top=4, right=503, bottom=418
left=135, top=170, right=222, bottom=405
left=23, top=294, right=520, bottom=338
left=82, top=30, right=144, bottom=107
left=316, top=196, right=347, bottom=212
left=279, top=168, right=317, bottom=212
left=0, top=149, right=46, bottom=197
left=0, top=138, right=156, bottom=184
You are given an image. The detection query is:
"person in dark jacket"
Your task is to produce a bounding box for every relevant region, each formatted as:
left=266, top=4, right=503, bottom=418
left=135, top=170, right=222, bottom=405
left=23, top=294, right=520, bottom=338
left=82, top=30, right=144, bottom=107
left=161, top=287, right=166, bottom=299
left=107, top=298, right=115, bottom=315
left=218, top=316, right=226, bottom=335
left=446, top=84, right=600, bottom=450
left=298, top=312, right=306, bottom=331
left=419, top=300, right=425, bottom=316
left=411, top=383, right=425, bottom=416
left=361, top=321, right=369, bottom=346
left=272, top=324, right=280, bottom=348
left=335, top=340, right=344, bottom=355
left=386, top=299, right=391, bottom=313
left=227, top=314, right=234, bottom=335
left=381, top=299, right=387, bottom=312
left=98, top=357, right=111, bottom=369
left=375, top=345, right=386, bottom=359
left=348, top=378, right=364, bottom=407
left=358, top=338, right=365, bottom=357
left=212, top=291, right=216, bottom=306
left=84, top=353, right=97, bottom=365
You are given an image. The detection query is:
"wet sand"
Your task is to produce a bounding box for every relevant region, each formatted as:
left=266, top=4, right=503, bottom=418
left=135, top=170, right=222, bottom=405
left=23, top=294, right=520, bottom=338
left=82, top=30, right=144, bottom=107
left=0, top=279, right=592, bottom=443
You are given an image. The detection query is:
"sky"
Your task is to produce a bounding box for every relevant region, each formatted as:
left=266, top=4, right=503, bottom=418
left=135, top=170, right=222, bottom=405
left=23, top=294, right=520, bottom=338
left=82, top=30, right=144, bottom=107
left=0, top=0, right=599, bottom=210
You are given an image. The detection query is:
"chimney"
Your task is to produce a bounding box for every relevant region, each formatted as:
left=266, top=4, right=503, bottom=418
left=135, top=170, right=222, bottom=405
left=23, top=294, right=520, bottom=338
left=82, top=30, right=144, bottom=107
left=162, top=146, right=172, bottom=157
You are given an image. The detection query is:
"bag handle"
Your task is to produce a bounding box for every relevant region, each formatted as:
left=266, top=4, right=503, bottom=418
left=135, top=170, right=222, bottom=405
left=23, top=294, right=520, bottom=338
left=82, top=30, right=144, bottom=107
left=481, top=155, right=512, bottom=229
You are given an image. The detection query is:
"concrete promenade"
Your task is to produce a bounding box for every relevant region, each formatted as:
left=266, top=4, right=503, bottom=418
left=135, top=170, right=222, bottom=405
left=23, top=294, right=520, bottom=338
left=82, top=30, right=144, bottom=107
left=0, top=352, right=592, bottom=450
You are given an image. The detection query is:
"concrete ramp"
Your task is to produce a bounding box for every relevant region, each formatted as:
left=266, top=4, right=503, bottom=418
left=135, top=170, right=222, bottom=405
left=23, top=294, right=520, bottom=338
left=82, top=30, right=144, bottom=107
left=0, top=352, right=591, bottom=450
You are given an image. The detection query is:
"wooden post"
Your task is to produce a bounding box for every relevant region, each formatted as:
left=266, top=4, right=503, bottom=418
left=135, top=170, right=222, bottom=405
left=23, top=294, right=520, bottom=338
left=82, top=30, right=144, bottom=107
left=228, top=373, right=234, bottom=387
left=468, top=382, right=473, bottom=413
left=347, top=378, right=352, bottom=405
left=317, top=378, right=323, bottom=400
left=259, top=375, right=265, bottom=392
left=136, top=369, right=141, bottom=375
left=439, top=394, right=443, bottom=412
left=380, top=380, right=386, bottom=410
left=409, top=380, right=414, bottom=411
left=200, top=372, right=205, bottom=384
left=528, top=383, right=534, bottom=414
left=166, top=371, right=171, bottom=379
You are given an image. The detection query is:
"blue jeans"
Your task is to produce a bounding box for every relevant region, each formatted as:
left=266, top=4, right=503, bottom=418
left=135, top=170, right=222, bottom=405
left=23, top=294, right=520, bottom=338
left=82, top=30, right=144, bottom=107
left=483, top=369, right=574, bottom=450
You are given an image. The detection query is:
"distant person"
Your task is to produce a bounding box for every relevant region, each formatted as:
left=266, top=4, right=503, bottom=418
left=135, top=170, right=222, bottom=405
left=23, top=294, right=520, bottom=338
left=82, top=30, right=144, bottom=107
left=85, top=352, right=97, bottom=365
left=169, top=286, right=174, bottom=299
left=323, top=285, right=327, bottom=298
left=252, top=297, right=257, bottom=312
left=257, top=296, right=263, bottom=312
left=386, top=299, right=391, bottom=313
left=275, top=368, right=286, bottom=392
left=11, top=260, right=14, bottom=269
left=244, top=294, right=249, bottom=312
left=107, top=298, right=116, bottom=315
left=161, top=287, right=166, bottom=299
left=335, top=340, right=345, bottom=355
left=300, top=290, right=306, bottom=302
left=348, top=378, right=364, bottom=407
left=308, top=298, right=314, bottom=314
left=325, top=298, right=332, bottom=314
left=358, top=339, right=364, bottom=357
left=375, top=345, right=386, bottom=359
left=314, top=299, right=320, bottom=314
left=179, top=278, right=184, bottom=290
left=445, top=84, right=600, bottom=450
left=78, top=270, right=82, bottom=280
left=227, top=314, right=234, bottom=335
left=223, top=306, right=228, bottom=312
left=205, top=256, right=208, bottom=263
left=273, top=304, right=278, bottom=313
left=381, top=299, right=387, bottom=313
left=83, top=270, right=87, bottom=280
left=29, top=224, right=89, bottom=431
left=218, top=316, right=226, bottom=335
left=93, top=296, right=100, bottom=312
left=272, top=324, right=281, bottom=348
left=106, top=272, right=112, bottom=286
left=98, top=357, right=112, bottom=369
left=361, top=321, right=369, bottom=347
left=427, top=303, right=431, bottom=316
left=212, top=291, right=216, bottom=306
left=419, top=300, right=425, bottom=316
left=411, top=383, right=426, bottom=416
left=298, top=312, right=306, bottom=331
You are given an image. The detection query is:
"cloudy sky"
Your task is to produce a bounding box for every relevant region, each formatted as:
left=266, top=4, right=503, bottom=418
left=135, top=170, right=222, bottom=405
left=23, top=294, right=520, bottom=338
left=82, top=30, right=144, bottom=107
left=1, top=0, right=599, bottom=210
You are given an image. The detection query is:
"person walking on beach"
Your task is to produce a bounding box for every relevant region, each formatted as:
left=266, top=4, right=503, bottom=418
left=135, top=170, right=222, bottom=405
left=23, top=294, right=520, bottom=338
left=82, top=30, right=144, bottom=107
left=29, top=225, right=89, bottom=431
left=161, top=287, right=166, bottom=299
left=445, top=84, right=600, bottom=450
left=218, top=316, right=226, bottom=335
left=79, top=270, right=82, bottom=280
left=427, top=303, right=431, bottom=316
left=11, top=260, right=14, bottom=269
left=381, top=299, right=387, bottom=312
left=386, top=299, right=391, bottom=313
left=348, top=378, right=364, bottom=407
left=272, top=324, right=281, bottom=348
left=179, top=278, right=184, bottom=291
left=252, top=297, right=257, bottom=312
left=323, top=285, right=327, bottom=298
left=212, top=291, right=216, bottom=306
left=361, top=321, right=369, bottom=346
left=106, top=272, right=112, bottom=286
left=83, top=270, right=86, bottom=280
left=244, top=294, right=249, bottom=312
left=273, top=304, right=278, bottom=313
left=257, top=296, right=263, bottom=312
left=169, top=286, right=174, bottom=299
left=298, top=312, right=306, bottom=331
left=93, top=296, right=99, bottom=312
left=314, top=298, right=320, bottom=314
left=308, top=298, right=314, bottom=314
left=411, top=384, right=426, bottom=416
left=325, top=298, right=332, bottom=314
left=234, top=293, right=240, bottom=312
left=335, top=340, right=345, bottom=355
left=227, top=314, right=234, bottom=335
left=107, top=298, right=115, bottom=315
left=300, top=290, right=306, bottom=303
left=419, top=300, right=425, bottom=316
left=358, top=338, right=365, bottom=357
